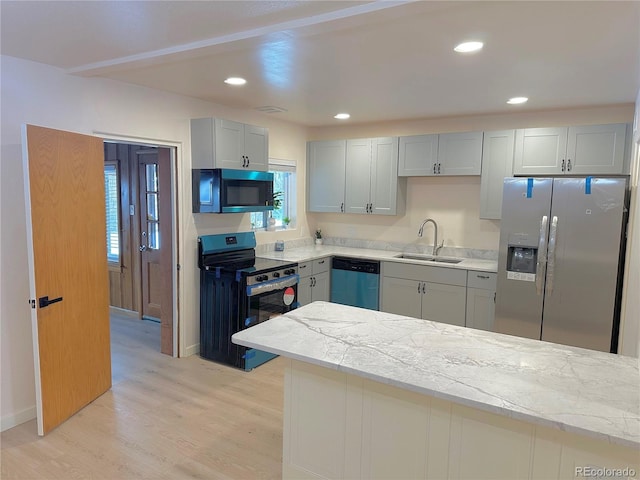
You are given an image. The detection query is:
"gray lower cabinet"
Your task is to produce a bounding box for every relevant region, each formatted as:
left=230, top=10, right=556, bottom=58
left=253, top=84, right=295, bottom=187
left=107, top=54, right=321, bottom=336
left=381, top=262, right=466, bottom=327
left=465, top=271, right=497, bottom=332
left=297, top=258, right=330, bottom=306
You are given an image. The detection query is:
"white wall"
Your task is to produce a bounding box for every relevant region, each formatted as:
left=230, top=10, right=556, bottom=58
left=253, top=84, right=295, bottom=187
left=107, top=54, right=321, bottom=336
left=306, top=105, right=634, bottom=249
left=0, top=55, right=309, bottom=430
left=618, top=89, right=640, bottom=357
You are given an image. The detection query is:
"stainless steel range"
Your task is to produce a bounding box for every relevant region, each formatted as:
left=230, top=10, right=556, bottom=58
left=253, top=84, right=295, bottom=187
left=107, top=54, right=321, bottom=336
left=198, top=232, right=298, bottom=370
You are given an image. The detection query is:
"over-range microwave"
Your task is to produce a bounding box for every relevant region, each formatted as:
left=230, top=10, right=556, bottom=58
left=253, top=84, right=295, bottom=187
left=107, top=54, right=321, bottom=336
left=192, top=169, right=274, bottom=213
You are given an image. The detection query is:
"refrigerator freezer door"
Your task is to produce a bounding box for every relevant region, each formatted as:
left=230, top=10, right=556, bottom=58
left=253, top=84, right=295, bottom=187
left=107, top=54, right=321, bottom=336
left=541, top=178, right=626, bottom=352
left=495, top=178, right=553, bottom=340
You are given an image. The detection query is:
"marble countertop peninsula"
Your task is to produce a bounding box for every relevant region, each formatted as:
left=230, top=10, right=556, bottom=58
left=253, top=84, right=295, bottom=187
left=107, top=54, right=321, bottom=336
left=257, top=244, right=498, bottom=273
left=233, top=302, right=640, bottom=448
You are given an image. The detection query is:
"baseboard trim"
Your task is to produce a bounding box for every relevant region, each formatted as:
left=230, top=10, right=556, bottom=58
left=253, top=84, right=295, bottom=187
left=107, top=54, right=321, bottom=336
left=185, top=343, right=199, bottom=357
left=109, top=306, right=139, bottom=318
left=1, top=406, right=36, bottom=432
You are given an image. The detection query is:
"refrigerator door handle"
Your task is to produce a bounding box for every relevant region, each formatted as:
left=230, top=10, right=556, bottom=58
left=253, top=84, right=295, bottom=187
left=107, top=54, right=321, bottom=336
left=535, top=215, right=549, bottom=295
left=546, top=216, right=558, bottom=296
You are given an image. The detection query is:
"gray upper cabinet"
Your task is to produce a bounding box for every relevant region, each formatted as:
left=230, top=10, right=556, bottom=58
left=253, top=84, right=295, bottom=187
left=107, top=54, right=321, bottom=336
left=398, top=131, right=482, bottom=176
left=437, top=131, right=483, bottom=175
left=370, top=137, right=401, bottom=215
left=513, top=123, right=626, bottom=176
left=309, top=137, right=401, bottom=215
left=567, top=124, right=627, bottom=175
left=191, top=118, right=268, bottom=171
left=398, top=134, right=438, bottom=176
left=345, top=138, right=371, bottom=214
left=307, top=140, right=346, bottom=213
left=480, top=130, right=515, bottom=220
left=345, top=137, right=400, bottom=215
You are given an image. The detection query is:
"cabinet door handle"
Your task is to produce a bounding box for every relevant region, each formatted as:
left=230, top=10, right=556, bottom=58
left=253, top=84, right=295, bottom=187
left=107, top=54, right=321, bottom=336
left=567, top=159, right=571, bottom=171
left=299, top=264, right=307, bottom=269
left=433, top=163, right=436, bottom=174
left=561, top=159, right=565, bottom=172
left=246, top=156, right=250, bottom=167
left=494, top=292, right=496, bottom=303
left=437, top=163, right=441, bottom=174
left=340, top=202, right=344, bottom=212
left=476, top=274, right=490, bottom=279
left=422, top=283, right=426, bottom=294
left=318, top=260, right=325, bottom=264
left=417, top=282, right=421, bottom=293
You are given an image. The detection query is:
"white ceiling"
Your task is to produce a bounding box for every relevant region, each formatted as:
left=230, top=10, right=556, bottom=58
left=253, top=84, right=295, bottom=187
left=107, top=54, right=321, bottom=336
left=2, top=1, right=639, bottom=127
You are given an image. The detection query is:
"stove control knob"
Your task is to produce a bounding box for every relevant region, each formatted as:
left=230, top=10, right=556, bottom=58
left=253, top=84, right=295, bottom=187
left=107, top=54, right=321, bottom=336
left=255, top=275, right=266, bottom=282
left=272, top=272, right=280, bottom=278
left=284, top=269, right=294, bottom=275
left=261, top=275, right=270, bottom=281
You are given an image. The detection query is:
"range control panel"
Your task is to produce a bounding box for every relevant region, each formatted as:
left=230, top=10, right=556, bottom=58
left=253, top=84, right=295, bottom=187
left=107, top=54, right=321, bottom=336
left=246, top=267, right=297, bottom=285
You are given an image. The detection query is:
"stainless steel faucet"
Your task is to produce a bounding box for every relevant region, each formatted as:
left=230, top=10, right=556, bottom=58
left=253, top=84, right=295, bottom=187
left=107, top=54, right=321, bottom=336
left=418, top=218, right=444, bottom=255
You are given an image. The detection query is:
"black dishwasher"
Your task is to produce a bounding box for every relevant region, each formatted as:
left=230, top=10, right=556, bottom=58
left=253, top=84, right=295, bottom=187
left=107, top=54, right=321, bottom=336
left=330, top=257, right=380, bottom=310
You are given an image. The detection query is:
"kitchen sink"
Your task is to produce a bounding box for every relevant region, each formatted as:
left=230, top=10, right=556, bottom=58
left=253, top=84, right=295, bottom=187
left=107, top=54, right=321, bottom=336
left=394, top=254, right=463, bottom=264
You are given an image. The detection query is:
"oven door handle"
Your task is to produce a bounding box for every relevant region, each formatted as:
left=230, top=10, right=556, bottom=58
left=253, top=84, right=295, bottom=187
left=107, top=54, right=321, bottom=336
left=245, top=274, right=299, bottom=297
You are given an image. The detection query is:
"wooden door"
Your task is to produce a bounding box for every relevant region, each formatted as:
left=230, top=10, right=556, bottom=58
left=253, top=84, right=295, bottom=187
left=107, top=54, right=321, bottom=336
left=138, top=149, right=173, bottom=355
left=23, top=124, right=111, bottom=435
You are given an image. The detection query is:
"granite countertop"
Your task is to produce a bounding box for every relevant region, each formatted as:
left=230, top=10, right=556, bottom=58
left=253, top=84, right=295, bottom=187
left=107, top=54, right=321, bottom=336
left=233, top=301, right=640, bottom=448
left=258, top=245, right=498, bottom=273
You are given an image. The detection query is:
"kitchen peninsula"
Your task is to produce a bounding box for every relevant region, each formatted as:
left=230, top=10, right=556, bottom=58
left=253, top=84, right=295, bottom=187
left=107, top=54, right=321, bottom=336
left=233, top=302, right=639, bottom=480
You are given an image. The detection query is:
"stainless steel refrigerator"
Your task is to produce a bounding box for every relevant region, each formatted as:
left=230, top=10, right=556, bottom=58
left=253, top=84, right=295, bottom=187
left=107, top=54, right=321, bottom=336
left=494, top=177, right=628, bottom=353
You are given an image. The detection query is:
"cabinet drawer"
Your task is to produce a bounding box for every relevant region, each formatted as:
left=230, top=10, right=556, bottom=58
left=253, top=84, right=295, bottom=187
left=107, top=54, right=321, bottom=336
left=382, top=262, right=466, bottom=287
left=297, top=261, right=312, bottom=277
left=467, top=271, right=497, bottom=290
left=313, top=257, right=330, bottom=274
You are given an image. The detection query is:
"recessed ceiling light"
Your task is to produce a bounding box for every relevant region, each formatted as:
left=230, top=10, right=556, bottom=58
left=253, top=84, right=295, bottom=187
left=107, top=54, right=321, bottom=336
left=334, top=113, right=350, bottom=120
left=454, top=41, right=483, bottom=53
left=224, top=77, right=247, bottom=86
left=507, top=97, right=529, bottom=105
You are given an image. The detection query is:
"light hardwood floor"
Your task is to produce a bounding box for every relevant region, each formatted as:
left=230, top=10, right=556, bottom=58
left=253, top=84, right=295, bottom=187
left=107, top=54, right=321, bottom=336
left=1, top=312, right=284, bottom=479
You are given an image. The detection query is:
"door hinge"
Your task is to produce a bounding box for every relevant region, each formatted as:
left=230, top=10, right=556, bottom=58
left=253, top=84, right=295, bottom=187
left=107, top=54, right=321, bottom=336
left=29, top=299, right=36, bottom=309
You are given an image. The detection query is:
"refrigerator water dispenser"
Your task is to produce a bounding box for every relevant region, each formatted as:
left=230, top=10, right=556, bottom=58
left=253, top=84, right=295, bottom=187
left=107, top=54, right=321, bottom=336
left=507, top=246, right=536, bottom=273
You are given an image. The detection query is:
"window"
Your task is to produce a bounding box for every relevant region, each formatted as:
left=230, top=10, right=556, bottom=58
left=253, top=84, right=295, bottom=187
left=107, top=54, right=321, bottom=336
left=104, top=162, right=120, bottom=263
left=251, top=159, right=296, bottom=230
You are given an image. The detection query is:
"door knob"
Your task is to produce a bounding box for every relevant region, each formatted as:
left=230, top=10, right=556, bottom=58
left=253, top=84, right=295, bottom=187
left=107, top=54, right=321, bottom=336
left=39, top=295, right=63, bottom=309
